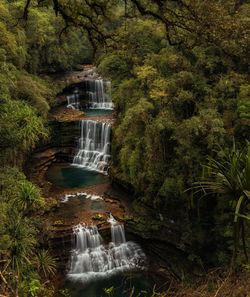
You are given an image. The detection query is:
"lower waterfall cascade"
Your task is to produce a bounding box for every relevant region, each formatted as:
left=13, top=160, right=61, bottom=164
left=73, top=120, right=111, bottom=174
left=67, top=215, right=146, bottom=283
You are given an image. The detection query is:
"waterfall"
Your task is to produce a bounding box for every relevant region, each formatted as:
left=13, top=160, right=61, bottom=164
left=73, top=120, right=111, bottom=174
left=107, top=214, right=126, bottom=245
left=68, top=216, right=145, bottom=283
left=86, top=79, right=113, bottom=110
left=66, top=79, right=113, bottom=110
left=67, top=88, right=80, bottom=109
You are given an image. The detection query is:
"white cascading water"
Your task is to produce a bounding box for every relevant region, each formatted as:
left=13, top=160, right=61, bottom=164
left=67, top=89, right=80, bottom=109
left=73, top=120, right=111, bottom=174
left=68, top=215, right=145, bottom=283
left=86, top=79, right=113, bottom=110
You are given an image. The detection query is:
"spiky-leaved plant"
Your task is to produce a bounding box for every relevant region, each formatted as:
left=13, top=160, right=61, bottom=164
left=191, top=142, right=250, bottom=265
left=35, top=250, right=57, bottom=277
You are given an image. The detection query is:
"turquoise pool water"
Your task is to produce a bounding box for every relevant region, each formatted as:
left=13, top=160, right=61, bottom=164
left=46, top=163, right=108, bottom=188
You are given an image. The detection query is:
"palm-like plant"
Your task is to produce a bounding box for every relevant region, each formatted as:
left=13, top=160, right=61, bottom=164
left=191, top=142, right=250, bottom=264
left=16, top=181, right=44, bottom=212
left=35, top=250, right=57, bottom=277
left=5, top=212, right=37, bottom=275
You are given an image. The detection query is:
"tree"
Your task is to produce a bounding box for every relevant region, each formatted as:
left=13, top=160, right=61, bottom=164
left=20, top=0, right=250, bottom=66
left=0, top=100, right=48, bottom=166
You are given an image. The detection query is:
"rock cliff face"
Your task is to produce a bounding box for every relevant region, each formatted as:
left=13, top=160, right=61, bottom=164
left=49, top=120, right=80, bottom=148
left=107, top=184, right=196, bottom=279
left=126, top=216, right=193, bottom=279
left=25, top=117, right=81, bottom=193
left=25, top=121, right=79, bottom=271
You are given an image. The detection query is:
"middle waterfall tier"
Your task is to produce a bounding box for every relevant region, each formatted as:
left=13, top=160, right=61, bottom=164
left=73, top=120, right=111, bottom=174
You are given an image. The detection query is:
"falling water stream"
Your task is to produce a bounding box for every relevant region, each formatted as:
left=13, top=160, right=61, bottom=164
left=73, top=120, right=111, bottom=174
left=66, top=79, right=113, bottom=110
left=67, top=88, right=80, bottom=110
left=68, top=215, right=145, bottom=283
left=86, top=79, right=113, bottom=110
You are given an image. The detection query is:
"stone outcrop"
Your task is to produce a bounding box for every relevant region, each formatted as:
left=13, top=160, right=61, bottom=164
left=51, top=65, right=99, bottom=86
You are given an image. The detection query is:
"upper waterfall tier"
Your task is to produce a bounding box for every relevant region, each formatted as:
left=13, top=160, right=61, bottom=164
left=73, top=120, right=111, bottom=174
left=86, top=79, right=113, bottom=110
left=67, top=88, right=80, bottom=110
left=67, top=217, right=145, bottom=283
left=66, top=79, right=113, bottom=110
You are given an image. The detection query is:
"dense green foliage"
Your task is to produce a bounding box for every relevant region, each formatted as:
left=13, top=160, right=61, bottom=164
left=97, top=2, right=250, bottom=268
left=0, top=167, right=56, bottom=296
left=192, top=143, right=250, bottom=265
left=0, top=1, right=92, bottom=295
